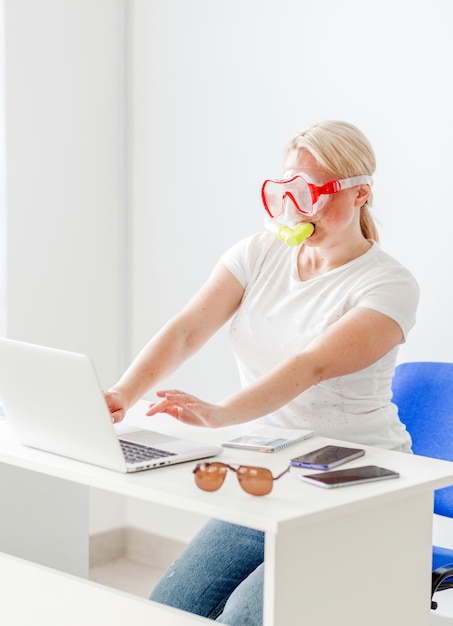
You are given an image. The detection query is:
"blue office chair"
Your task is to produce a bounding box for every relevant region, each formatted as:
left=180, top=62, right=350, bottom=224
left=391, top=361, right=453, bottom=610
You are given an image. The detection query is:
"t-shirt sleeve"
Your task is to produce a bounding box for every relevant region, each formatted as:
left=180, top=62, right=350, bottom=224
left=220, top=232, right=273, bottom=288
left=353, top=266, right=420, bottom=341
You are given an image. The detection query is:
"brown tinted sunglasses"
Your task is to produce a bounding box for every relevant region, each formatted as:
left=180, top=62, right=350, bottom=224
left=193, top=461, right=290, bottom=496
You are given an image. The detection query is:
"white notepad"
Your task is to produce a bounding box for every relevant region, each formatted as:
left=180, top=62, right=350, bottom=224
left=222, top=425, right=314, bottom=453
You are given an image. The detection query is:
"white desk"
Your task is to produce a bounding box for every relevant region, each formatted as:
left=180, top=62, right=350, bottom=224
left=1, top=403, right=453, bottom=626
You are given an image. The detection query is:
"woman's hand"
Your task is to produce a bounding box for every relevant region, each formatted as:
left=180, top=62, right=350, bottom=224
left=146, top=390, right=231, bottom=428
left=104, top=389, right=129, bottom=424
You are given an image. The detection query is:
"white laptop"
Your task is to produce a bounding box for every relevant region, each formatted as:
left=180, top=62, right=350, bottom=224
left=0, top=338, right=222, bottom=473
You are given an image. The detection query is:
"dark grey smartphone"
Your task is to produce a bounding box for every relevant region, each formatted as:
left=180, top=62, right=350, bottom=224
left=290, top=445, right=365, bottom=470
left=301, top=465, right=400, bottom=489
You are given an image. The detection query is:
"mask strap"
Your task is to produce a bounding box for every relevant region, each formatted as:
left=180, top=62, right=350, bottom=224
left=339, top=175, right=373, bottom=190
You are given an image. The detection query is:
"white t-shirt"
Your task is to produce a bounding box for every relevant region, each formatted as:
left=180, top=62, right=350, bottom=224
left=221, top=232, right=420, bottom=452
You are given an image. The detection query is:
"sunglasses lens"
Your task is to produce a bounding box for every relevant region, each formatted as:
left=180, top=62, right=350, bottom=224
left=194, top=462, right=227, bottom=492
left=237, top=466, right=273, bottom=496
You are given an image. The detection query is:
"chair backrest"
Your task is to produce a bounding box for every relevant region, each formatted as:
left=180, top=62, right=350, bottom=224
left=391, top=361, right=453, bottom=518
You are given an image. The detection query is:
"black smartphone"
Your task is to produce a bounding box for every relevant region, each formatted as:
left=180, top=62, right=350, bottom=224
left=290, top=445, right=365, bottom=470
left=301, top=465, right=400, bottom=489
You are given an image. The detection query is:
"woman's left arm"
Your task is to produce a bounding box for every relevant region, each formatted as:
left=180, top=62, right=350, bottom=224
left=147, top=307, right=402, bottom=427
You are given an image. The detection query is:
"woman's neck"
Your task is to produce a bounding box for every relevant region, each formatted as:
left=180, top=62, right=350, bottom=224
left=297, top=237, right=372, bottom=281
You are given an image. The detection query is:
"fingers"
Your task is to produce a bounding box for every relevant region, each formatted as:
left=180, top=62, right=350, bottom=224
left=146, top=402, right=197, bottom=423
left=110, top=409, right=125, bottom=424
left=104, top=390, right=126, bottom=423
left=146, top=390, right=208, bottom=425
left=155, top=389, right=186, bottom=396
left=146, top=395, right=191, bottom=418
left=151, top=390, right=196, bottom=408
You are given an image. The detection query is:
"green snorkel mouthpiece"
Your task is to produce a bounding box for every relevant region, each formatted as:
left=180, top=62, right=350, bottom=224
left=265, top=218, right=315, bottom=246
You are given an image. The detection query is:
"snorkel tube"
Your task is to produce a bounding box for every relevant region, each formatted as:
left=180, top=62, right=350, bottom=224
left=264, top=216, right=315, bottom=247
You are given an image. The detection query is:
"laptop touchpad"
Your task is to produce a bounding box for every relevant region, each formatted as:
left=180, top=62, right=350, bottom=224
left=120, top=429, right=178, bottom=447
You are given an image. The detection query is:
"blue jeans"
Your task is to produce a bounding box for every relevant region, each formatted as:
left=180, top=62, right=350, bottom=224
left=149, top=519, right=264, bottom=625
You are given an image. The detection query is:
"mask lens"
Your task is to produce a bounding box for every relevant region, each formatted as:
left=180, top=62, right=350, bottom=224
left=262, top=176, right=314, bottom=218
left=193, top=462, right=227, bottom=492
left=237, top=466, right=273, bottom=496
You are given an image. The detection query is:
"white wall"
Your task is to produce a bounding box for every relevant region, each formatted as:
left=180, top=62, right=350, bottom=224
left=0, top=0, right=6, bottom=337
left=4, top=0, right=453, bottom=540
left=2, top=0, right=130, bottom=538
left=3, top=0, right=127, bottom=389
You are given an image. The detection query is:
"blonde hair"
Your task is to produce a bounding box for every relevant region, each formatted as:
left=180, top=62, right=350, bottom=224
left=286, top=121, right=378, bottom=241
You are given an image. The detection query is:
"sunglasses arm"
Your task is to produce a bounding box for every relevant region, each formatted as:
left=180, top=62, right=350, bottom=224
left=274, top=465, right=291, bottom=481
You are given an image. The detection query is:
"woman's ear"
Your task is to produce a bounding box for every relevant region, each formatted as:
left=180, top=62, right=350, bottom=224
left=356, top=184, right=371, bottom=207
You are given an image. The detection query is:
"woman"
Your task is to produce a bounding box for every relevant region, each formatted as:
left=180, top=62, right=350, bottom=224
left=105, top=120, right=419, bottom=625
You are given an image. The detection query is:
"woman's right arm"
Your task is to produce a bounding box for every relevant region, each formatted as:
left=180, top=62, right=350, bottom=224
left=105, top=261, right=245, bottom=422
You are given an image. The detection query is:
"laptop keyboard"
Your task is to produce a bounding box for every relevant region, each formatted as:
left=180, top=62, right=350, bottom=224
left=119, top=439, right=177, bottom=464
